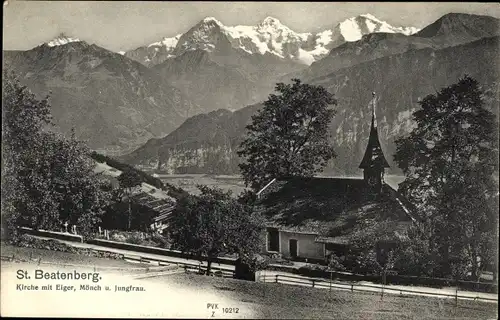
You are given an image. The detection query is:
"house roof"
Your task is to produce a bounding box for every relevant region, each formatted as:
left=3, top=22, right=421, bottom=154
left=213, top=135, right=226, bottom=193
left=130, top=191, right=176, bottom=222
left=255, top=176, right=420, bottom=244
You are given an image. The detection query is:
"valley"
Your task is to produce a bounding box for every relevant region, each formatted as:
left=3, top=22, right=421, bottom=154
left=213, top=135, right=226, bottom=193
left=141, top=173, right=406, bottom=196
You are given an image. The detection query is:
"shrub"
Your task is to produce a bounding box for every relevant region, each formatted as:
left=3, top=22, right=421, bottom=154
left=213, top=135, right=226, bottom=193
left=111, top=233, right=127, bottom=242
left=352, top=251, right=382, bottom=275
left=10, top=234, right=77, bottom=253
left=151, top=233, right=170, bottom=248
left=125, top=232, right=145, bottom=245
left=327, top=253, right=346, bottom=271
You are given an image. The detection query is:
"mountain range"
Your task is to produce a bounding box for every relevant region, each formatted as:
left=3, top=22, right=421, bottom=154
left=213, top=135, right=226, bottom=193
left=2, top=13, right=422, bottom=155
left=121, top=13, right=500, bottom=175
left=3, top=41, right=199, bottom=155
left=124, top=14, right=420, bottom=67
left=3, top=13, right=499, bottom=174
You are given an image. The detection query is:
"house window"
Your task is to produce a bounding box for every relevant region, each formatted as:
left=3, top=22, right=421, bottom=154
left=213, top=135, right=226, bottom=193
left=267, top=228, right=279, bottom=252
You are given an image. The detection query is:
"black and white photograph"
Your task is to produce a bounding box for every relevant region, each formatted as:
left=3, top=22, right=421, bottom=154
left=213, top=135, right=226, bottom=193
left=1, top=1, right=499, bottom=318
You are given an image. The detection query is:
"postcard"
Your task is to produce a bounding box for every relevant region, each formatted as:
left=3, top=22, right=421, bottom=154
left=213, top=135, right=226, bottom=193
left=2, top=1, right=498, bottom=318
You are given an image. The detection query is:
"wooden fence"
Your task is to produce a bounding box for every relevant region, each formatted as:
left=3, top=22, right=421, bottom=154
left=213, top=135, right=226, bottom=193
left=120, top=254, right=235, bottom=278
left=269, top=264, right=498, bottom=293
left=258, top=273, right=498, bottom=304
left=3, top=251, right=496, bottom=304
left=16, top=228, right=497, bottom=295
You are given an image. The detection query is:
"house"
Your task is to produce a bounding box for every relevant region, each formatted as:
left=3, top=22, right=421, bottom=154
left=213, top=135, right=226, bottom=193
left=128, top=190, right=176, bottom=233
left=149, top=203, right=176, bottom=233
left=94, top=160, right=177, bottom=232
left=254, top=93, right=420, bottom=263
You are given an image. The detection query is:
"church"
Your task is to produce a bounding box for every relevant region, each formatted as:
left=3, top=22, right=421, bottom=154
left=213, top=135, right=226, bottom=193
left=254, top=93, right=420, bottom=263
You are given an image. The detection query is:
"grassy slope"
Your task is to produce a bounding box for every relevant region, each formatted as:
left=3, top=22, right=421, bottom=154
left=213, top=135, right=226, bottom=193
left=153, top=273, right=497, bottom=320
left=1, top=242, right=497, bottom=319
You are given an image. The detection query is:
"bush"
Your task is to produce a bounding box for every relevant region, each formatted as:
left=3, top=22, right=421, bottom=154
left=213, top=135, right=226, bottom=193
left=125, top=232, right=145, bottom=245
left=107, top=230, right=169, bottom=248
left=10, top=234, right=77, bottom=253
left=327, top=253, right=347, bottom=271
left=110, top=233, right=127, bottom=242
left=352, top=251, right=382, bottom=275
left=8, top=234, right=125, bottom=260
left=151, top=233, right=170, bottom=249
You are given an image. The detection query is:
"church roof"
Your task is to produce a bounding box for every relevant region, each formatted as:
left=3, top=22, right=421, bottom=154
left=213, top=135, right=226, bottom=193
left=255, top=176, right=420, bottom=243
left=359, top=94, right=390, bottom=169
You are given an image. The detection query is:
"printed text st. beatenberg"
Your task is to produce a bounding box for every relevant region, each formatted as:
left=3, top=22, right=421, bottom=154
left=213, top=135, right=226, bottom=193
left=15, top=269, right=146, bottom=292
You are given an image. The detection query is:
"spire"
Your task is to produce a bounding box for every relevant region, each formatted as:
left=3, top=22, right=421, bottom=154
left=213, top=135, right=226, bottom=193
left=359, top=92, right=390, bottom=169
left=371, top=91, right=377, bottom=128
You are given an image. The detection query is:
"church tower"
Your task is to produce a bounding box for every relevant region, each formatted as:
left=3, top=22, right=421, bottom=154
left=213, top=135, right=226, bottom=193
left=359, top=92, right=390, bottom=193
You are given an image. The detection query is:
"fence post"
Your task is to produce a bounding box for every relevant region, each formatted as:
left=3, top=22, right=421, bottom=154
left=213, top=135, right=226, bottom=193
left=351, top=284, right=354, bottom=292
left=275, top=274, right=278, bottom=283
left=312, top=279, right=315, bottom=288
left=329, top=271, right=332, bottom=297
left=381, top=270, right=386, bottom=301
left=263, top=271, right=266, bottom=298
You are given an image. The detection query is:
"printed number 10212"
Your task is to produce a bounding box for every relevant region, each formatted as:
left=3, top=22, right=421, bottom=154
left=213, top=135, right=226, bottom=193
left=223, top=308, right=239, bottom=314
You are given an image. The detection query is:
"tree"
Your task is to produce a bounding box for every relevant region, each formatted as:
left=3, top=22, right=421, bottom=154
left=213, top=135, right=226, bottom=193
left=238, top=79, right=337, bottom=190
left=167, top=186, right=265, bottom=275
left=49, top=130, right=111, bottom=238
left=117, top=169, right=143, bottom=230
left=2, top=71, right=54, bottom=238
left=2, top=70, right=110, bottom=240
left=393, top=75, right=498, bottom=280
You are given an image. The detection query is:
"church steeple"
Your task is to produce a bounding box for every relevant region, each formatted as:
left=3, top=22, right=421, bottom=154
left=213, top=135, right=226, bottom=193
left=359, top=92, right=390, bottom=192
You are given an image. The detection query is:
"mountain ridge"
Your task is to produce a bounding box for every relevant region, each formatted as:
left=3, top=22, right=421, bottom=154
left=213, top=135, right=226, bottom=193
left=3, top=41, right=199, bottom=156
left=124, top=14, right=420, bottom=67
left=122, top=35, right=500, bottom=175
left=288, top=13, right=500, bottom=82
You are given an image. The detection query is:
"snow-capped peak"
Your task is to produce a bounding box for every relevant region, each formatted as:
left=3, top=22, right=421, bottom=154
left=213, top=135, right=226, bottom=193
left=359, top=13, right=383, bottom=23
left=257, top=16, right=298, bottom=35
left=339, top=14, right=420, bottom=41
left=127, top=13, right=420, bottom=66
left=148, top=34, right=181, bottom=48
left=46, top=33, right=81, bottom=47
left=260, top=16, right=282, bottom=26
left=202, top=17, right=224, bottom=26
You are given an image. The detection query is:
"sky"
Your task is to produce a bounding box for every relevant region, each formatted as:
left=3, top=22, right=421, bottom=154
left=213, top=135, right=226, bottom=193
left=3, top=1, right=500, bottom=52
